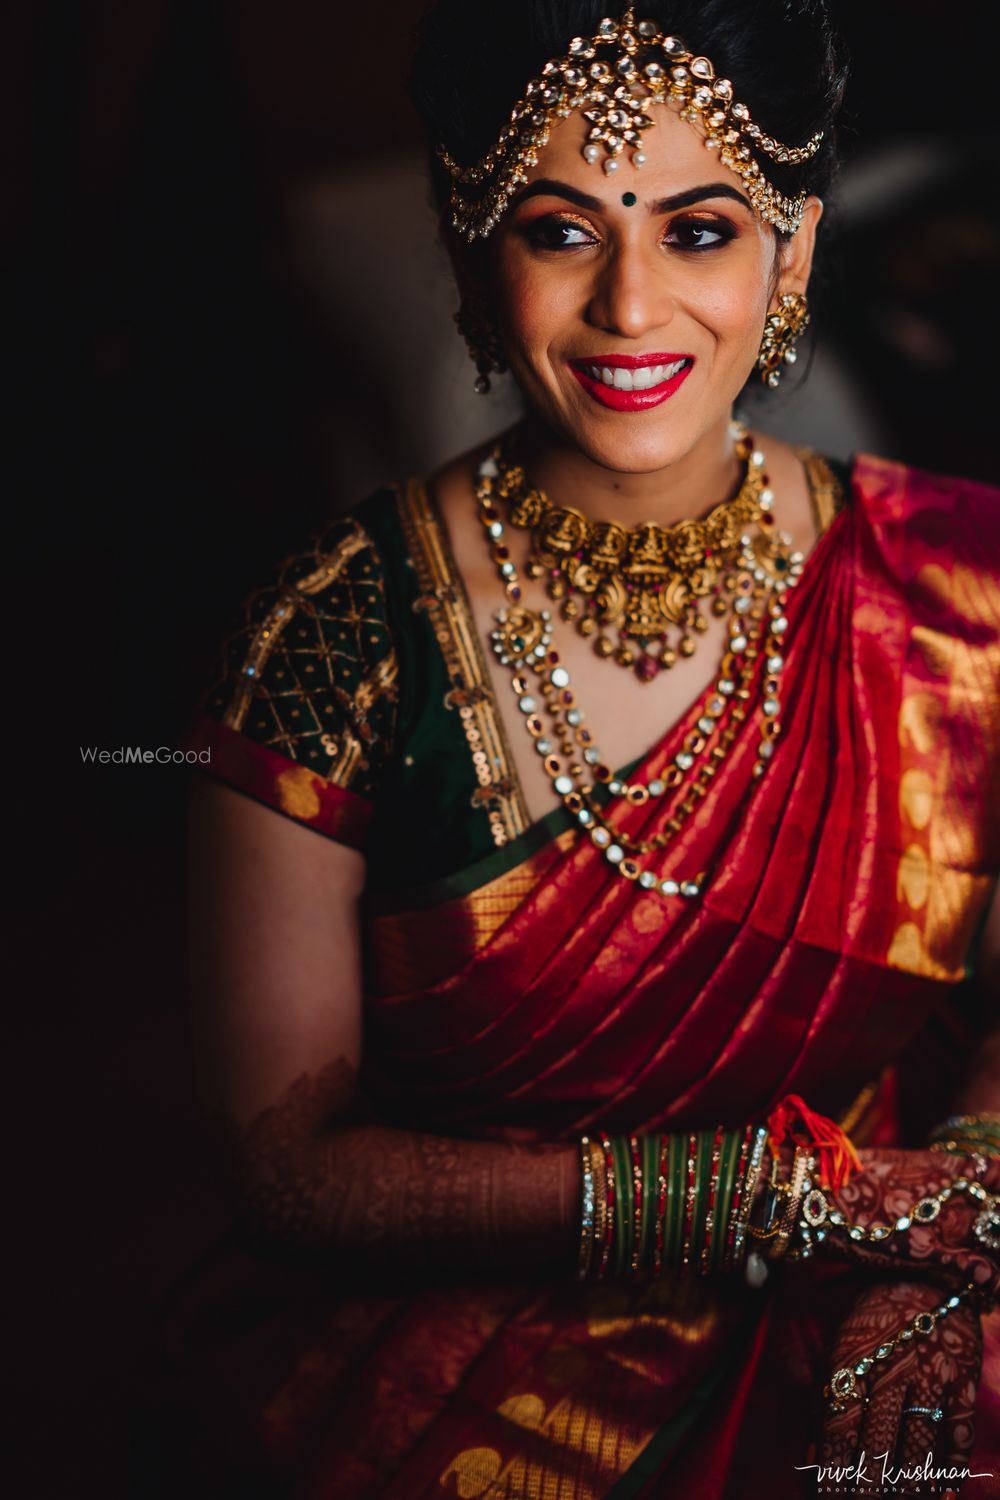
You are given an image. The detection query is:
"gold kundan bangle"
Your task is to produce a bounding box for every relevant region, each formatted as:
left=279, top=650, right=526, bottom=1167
left=734, top=1127, right=770, bottom=1267
left=577, top=1136, right=597, bottom=1281
left=769, top=1146, right=812, bottom=1261
left=591, top=1139, right=608, bottom=1278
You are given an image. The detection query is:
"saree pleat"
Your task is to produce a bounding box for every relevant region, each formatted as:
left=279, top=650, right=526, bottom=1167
left=362, top=461, right=996, bottom=1149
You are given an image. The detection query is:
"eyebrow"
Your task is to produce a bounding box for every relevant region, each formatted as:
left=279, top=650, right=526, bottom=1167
left=511, top=178, right=752, bottom=214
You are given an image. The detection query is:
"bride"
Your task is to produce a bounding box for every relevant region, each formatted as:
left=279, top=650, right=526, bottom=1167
left=171, top=4, right=1000, bottom=1496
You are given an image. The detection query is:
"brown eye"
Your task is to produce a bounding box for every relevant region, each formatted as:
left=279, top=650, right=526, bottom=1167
left=665, top=220, right=734, bottom=250
left=523, top=216, right=597, bottom=250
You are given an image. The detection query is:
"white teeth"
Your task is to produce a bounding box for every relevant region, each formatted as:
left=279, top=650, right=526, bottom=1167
left=584, top=359, right=688, bottom=390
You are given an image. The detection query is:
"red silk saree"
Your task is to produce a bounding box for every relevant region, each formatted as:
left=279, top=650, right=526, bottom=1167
left=169, top=453, right=1000, bottom=1498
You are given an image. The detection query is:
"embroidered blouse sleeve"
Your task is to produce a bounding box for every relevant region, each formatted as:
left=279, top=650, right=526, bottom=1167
left=187, top=514, right=399, bottom=851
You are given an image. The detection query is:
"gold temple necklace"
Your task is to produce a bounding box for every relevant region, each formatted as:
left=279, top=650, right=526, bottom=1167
left=495, top=424, right=778, bottom=682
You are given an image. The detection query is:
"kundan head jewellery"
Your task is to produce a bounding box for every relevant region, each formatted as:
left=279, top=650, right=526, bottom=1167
left=443, top=6, right=819, bottom=389
left=439, top=4, right=823, bottom=243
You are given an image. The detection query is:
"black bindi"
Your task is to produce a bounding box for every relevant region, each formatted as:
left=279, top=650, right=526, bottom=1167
left=621, top=191, right=637, bottom=207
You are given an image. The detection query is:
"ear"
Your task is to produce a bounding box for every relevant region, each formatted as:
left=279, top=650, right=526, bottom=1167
left=438, top=214, right=492, bottom=306
left=774, top=195, right=824, bottom=305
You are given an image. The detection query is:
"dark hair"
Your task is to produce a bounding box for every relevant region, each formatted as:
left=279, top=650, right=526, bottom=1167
left=410, top=0, right=848, bottom=232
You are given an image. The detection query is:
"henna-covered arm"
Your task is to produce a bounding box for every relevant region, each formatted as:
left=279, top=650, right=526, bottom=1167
left=187, top=775, right=580, bottom=1278
left=214, top=1054, right=580, bottom=1272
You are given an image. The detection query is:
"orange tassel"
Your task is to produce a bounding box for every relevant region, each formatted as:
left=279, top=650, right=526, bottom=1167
left=766, top=1093, right=862, bottom=1191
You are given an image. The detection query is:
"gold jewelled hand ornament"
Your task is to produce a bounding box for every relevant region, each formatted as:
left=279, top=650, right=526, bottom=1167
left=824, top=1283, right=981, bottom=1413
left=440, top=6, right=823, bottom=241
left=745, top=1144, right=1000, bottom=1275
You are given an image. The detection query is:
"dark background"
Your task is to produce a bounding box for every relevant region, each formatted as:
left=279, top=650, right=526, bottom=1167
left=7, top=2, right=998, bottom=1493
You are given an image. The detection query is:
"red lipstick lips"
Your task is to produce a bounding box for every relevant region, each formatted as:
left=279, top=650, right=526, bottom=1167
left=569, top=352, right=694, bottom=412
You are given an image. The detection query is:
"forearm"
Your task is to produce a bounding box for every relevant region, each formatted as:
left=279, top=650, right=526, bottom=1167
left=215, top=1061, right=580, bottom=1275
left=212, top=1069, right=822, bottom=1284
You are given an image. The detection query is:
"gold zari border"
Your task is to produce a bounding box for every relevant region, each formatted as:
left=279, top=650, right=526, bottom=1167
left=396, top=478, right=531, bottom=845
left=797, top=447, right=845, bottom=536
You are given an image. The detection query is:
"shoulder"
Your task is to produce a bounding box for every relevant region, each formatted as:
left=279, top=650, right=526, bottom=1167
left=210, top=493, right=399, bottom=725
left=186, top=490, right=406, bottom=846
left=849, top=453, right=999, bottom=554
left=848, top=453, right=1000, bottom=635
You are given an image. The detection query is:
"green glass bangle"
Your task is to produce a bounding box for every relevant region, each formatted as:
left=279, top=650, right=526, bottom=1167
left=611, top=1133, right=632, bottom=1280
left=932, top=1131, right=1000, bottom=1152
left=711, top=1129, right=743, bottom=1272
left=929, top=1113, right=1000, bottom=1143
left=666, top=1130, right=686, bottom=1271
left=927, top=1117, right=1000, bottom=1161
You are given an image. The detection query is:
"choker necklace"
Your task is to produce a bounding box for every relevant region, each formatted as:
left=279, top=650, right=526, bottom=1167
left=495, top=425, right=776, bottom=682
left=475, top=425, right=803, bottom=900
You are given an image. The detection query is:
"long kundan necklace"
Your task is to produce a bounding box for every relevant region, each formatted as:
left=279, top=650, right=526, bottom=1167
left=476, top=422, right=804, bottom=900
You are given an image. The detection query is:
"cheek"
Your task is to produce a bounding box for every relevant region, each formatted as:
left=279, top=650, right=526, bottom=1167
left=493, top=251, right=579, bottom=355
left=686, top=271, right=770, bottom=353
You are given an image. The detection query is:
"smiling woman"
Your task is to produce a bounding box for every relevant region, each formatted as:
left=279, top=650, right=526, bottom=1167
left=163, top=3, right=1000, bottom=1497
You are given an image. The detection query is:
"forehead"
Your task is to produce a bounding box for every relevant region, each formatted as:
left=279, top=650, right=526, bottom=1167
left=523, top=100, right=747, bottom=199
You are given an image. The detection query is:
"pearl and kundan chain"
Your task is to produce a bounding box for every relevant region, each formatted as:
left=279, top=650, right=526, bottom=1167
left=475, top=424, right=804, bottom=900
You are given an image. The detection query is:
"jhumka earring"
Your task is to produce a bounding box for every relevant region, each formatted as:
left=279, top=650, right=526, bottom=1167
left=455, top=293, right=507, bottom=394
left=757, top=292, right=809, bottom=388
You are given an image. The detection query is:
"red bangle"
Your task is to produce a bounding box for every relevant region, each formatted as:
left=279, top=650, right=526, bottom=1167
left=598, top=1133, right=616, bottom=1281
left=629, top=1134, right=643, bottom=1277
left=700, top=1125, right=724, bottom=1274
left=654, top=1133, right=669, bottom=1278
left=681, top=1131, right=699, bottom=1268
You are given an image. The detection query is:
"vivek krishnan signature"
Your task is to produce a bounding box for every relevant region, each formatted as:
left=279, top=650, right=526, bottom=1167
left=796, top=1451, right=994, bottom=1491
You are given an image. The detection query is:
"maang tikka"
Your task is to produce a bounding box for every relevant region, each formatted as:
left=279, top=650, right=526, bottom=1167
left=439, top=5, right=823, bottom=242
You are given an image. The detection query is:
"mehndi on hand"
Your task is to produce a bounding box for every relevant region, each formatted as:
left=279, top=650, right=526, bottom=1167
left=815, top=1277, right=983, bottom=1500
left=754, top=1144, right=1000, bottom=1301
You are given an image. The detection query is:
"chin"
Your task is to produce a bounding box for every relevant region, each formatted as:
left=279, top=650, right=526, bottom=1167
left=565, top=412, right=712, bottom=475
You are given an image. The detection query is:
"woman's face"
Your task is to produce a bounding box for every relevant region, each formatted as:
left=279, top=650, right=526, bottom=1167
left=483, top=104, right=818, bottom=474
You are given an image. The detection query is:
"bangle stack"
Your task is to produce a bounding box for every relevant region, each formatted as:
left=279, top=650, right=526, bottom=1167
left=928, top=1111, right=1000, bottom=1161
left=577, top=1125, right=768, bottom=1282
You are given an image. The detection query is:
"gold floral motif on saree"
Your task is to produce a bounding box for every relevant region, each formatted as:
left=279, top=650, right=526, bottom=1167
left=889, top=550, right=1000, bottom=981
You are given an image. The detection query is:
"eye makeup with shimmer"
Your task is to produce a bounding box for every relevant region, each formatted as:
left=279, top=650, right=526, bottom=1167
left=517, top=209, right=739, bottom=253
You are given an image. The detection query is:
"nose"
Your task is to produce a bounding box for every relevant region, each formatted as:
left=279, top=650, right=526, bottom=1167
left=585, top=236, right=677, bottom=341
